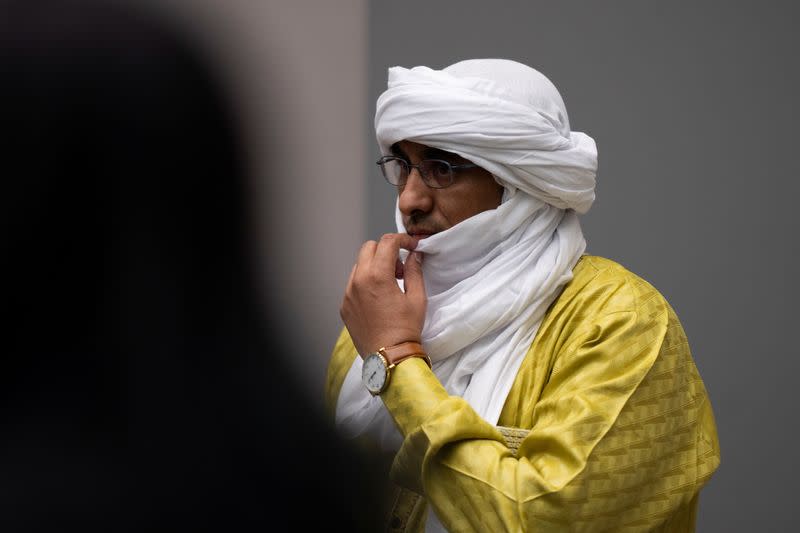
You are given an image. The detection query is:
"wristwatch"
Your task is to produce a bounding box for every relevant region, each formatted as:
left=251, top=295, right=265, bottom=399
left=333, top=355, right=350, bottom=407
left=362, top=341, right=431, bottom=396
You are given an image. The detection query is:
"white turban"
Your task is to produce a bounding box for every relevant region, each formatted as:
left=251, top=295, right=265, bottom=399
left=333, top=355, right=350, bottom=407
left=337, top=59, right=598, bottom=532
left=375, top=58, right=597, bottom=213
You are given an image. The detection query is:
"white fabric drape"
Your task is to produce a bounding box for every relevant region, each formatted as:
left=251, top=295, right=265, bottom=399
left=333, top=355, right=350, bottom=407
left=334, top=59, right=598, bottom=532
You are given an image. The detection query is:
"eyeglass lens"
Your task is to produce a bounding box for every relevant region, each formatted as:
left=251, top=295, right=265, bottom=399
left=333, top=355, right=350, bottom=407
left=380, top=158, right=453, bottom=188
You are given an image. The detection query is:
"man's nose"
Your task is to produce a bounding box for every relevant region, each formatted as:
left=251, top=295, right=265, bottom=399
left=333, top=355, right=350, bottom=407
left=398, top=167, right=434, bottom=216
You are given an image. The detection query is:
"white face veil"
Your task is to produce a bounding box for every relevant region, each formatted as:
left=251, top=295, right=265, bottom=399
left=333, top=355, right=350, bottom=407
left=336, top=58, right=598, bottom=531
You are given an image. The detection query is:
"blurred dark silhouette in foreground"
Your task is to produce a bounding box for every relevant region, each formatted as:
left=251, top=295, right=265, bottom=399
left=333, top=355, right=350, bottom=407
left=0, top=0, right=381, bottom=530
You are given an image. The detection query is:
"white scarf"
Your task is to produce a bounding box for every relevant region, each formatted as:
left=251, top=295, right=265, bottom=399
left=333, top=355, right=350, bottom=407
left=335, top=59, right=597, bottom=532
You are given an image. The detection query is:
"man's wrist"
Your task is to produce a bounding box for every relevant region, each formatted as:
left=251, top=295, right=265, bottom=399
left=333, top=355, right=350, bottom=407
left=379, top=341, right=431, bottom=368
left=362, top=341, right=430, bottom=395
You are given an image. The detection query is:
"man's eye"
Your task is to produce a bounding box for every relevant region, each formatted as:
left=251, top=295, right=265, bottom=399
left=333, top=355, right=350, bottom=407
left=431, top=161, right=450, bottom=175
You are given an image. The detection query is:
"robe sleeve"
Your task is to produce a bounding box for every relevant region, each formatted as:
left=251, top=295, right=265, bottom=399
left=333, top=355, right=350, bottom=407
left=379, top=299, right=719, bottom=531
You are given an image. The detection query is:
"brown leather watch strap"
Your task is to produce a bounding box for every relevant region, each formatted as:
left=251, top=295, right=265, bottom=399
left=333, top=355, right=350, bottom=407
left=379, top=341, right=431, bottom=369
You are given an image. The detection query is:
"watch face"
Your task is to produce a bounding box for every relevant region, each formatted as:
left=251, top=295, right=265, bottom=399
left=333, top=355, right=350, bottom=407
left=362, top=353, right=388, bottom=395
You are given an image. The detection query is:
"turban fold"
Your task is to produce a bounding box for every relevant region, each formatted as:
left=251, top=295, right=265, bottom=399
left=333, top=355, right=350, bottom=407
left=375, top=58, right=597, bottom=213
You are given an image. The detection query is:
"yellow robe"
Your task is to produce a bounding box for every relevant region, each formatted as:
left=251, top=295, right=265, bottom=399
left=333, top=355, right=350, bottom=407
left=325, top=255, right=720, bottom=532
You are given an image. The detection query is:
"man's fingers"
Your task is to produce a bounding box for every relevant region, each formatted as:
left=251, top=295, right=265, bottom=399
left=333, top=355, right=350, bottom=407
left=373, top=233, right=418, bottom=271
left=403, top=252, right=426, bottom=304
left=355, top=240, right=378, bottom=268
left=346, top=262, right=358, bottom=288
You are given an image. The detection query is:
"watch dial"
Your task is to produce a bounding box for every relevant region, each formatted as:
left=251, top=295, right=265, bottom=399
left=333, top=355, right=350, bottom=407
left=362, top=354, right=386, bottom=393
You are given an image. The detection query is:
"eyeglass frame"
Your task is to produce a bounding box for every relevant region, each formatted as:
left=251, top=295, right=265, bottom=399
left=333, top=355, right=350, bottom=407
left=375, top=155, right=479, bottom=189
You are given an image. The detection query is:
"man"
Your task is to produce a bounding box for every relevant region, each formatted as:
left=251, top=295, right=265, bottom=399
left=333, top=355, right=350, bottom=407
left=326, top=59, right=720, bottom=532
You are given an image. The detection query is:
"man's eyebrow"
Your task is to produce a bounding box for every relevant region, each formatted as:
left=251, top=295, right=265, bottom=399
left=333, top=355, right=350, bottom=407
left=390, top=143, right=407, bottom=158
left=423, top=147, right=464, bottom=161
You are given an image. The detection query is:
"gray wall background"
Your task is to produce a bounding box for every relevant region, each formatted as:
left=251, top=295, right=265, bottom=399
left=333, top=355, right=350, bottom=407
left=367, top=1, right=798, bottom=531
left=150, top=1, right=796, bottom=531
left=153, top=0, right=368, bottom=401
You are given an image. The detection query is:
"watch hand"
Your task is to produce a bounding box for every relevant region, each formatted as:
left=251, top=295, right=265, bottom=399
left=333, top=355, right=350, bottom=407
left=370, top=370, right=377, bottom=381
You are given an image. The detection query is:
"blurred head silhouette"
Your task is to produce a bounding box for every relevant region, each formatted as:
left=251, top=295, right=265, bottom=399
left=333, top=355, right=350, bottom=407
left=1, top=0, right=380, bottom=530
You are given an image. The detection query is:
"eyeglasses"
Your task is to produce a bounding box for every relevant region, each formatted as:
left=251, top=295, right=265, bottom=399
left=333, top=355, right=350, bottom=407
left=376, top=156, right=479, bottom=189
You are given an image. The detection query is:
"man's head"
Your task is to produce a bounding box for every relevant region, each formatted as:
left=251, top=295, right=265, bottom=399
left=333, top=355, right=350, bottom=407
left=374, top=59, right=598, bottom=221
left=387, top=140, right=503, bottom=239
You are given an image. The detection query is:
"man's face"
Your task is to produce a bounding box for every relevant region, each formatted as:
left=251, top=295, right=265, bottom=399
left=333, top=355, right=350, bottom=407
left=393, top=140, right=503, bottom=239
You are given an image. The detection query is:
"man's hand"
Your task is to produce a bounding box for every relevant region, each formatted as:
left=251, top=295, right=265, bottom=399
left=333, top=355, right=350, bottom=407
left=340, top=233, right=426, bottom=357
